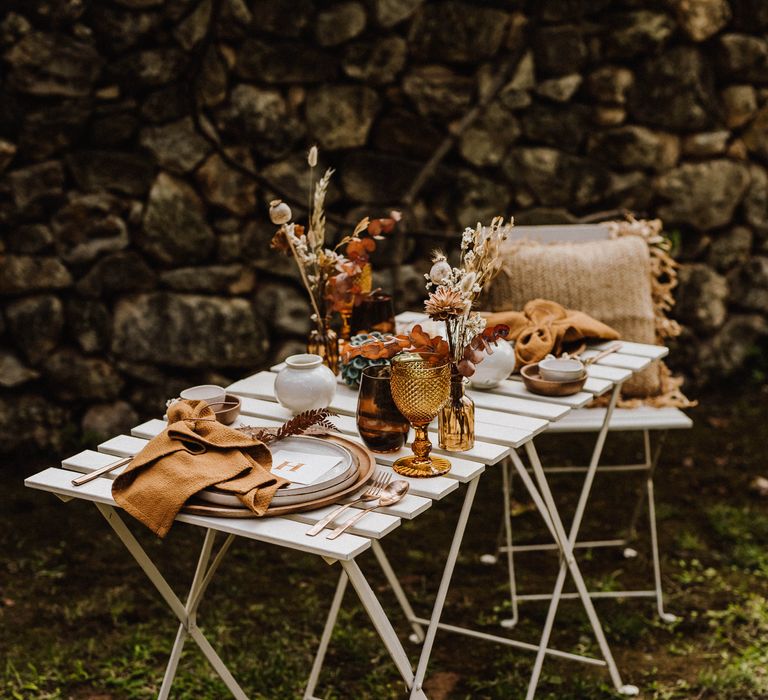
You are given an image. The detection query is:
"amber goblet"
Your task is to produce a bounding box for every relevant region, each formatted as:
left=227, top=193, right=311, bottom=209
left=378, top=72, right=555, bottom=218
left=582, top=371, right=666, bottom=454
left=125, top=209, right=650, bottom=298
left=389, top=352, right=451, bottom=477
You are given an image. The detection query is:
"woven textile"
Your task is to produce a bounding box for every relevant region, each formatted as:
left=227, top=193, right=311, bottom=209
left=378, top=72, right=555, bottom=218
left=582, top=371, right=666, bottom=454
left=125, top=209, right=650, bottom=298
left=484, top=234, right=660, bottom=397
left=113, top=400, right=287, bottom=537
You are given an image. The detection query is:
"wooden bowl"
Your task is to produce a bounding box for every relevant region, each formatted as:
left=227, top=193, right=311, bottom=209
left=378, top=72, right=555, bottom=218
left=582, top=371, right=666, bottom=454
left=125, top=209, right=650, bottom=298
left=520, top=364, right=587, bottom=397
left=209, top=394, right=241, bottom=425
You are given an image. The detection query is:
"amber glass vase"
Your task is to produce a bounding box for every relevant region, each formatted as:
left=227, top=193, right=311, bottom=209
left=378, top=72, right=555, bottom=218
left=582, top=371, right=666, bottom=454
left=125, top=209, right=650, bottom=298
left=438, top=368, right=475, bottom=452
left=350, top=291, right=396, bottom=336
left=307, top=323, right=339, bottom=375
left=339, top=263, right=373, bottom=341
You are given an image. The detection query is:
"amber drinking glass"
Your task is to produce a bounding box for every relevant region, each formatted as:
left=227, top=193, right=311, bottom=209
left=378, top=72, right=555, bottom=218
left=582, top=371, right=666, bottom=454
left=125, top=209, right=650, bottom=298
left=338, top=263, right=373, bottom=340
left=389, top=352, right=451, bottom=477
left=350, top=291, right=396, bottom=336
left=356, top=365, right=410, bottom=453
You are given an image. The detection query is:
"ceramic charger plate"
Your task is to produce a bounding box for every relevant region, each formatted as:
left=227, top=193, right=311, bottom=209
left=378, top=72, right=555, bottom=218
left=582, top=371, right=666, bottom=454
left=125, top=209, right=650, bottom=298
left=183, top=434, right=376, bottom=518
left=197, top=435, right=356, bottom=507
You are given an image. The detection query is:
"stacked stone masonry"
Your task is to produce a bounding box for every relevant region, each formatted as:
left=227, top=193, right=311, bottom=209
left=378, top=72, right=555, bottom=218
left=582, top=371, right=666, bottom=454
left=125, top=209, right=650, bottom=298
left=1, top=0, right=767, bottom=452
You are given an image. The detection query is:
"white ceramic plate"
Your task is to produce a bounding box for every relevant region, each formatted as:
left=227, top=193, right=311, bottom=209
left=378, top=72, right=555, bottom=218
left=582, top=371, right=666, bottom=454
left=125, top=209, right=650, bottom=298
left=196, top=435, right=356, bottom=507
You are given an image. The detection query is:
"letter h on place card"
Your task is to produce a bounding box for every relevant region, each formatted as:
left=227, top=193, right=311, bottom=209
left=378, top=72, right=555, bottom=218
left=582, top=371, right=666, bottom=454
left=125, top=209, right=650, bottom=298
left=270, top=450, right=343, bottom=485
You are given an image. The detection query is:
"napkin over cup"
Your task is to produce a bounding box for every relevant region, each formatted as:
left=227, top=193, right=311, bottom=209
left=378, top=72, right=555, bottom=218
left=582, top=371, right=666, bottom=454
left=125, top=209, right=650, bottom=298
left=484, top=299, right=620, bottom=368
left=112, top=400, right=288, bottom=537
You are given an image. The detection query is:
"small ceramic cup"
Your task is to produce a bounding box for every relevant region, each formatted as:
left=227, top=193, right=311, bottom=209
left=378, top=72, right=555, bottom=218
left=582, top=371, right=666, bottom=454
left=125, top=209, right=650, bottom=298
left=538, top=356, right=585, bottom=382
left=180, top=384, right=226, bottom=406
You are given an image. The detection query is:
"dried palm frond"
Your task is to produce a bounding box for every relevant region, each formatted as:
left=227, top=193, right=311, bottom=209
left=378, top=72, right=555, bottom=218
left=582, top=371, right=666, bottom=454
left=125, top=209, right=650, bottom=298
left=238, top=408, right=339, bottom=445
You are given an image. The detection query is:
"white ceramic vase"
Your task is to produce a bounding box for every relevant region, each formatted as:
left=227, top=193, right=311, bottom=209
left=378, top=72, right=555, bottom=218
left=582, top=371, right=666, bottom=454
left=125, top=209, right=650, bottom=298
left=275, top=353, right=336, bottom=414
left=470, top=340, right=517, bottom=390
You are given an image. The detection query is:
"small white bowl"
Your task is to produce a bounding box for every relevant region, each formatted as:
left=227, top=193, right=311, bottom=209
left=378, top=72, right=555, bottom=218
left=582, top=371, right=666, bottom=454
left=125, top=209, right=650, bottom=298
left=180, top=384, right=226, bottom=406
left=538, top=357, right=585, bottom=382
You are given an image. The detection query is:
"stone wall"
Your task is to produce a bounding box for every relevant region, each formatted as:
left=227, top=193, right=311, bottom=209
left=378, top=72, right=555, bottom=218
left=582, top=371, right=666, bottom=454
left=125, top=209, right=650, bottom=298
left=1, top=0, right=767, bottom=453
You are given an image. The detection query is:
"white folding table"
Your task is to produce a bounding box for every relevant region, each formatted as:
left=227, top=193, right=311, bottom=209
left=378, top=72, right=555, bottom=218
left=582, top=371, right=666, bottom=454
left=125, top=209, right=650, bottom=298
left=25, top=331, right=674, bottom=698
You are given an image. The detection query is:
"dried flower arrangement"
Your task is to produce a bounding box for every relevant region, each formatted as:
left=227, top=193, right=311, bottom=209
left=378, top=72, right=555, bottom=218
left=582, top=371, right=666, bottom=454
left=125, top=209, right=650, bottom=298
left=424, top=217, right=513, bottom=376
left=268, top=146, right=400, bottom=336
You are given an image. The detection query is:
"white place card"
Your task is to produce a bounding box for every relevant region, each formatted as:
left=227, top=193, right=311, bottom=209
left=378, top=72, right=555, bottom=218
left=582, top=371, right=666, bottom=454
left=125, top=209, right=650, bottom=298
left=270, top=450, right=343, bottom=485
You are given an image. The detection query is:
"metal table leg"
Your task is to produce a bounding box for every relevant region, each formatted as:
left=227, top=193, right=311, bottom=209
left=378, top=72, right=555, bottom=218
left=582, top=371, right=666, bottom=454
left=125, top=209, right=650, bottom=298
left=302, top=476, right=482, bottom=700
left=340, top=559, right=428, bottom=700
left=94, top=504, right=247, bottom=699
left=511, top=383, right=639, bottom=697
left=523, top=441, right=638, bottom=698
left=303, top=570, right=349, bottom=700
left=407, top=475, right=480, bottom=699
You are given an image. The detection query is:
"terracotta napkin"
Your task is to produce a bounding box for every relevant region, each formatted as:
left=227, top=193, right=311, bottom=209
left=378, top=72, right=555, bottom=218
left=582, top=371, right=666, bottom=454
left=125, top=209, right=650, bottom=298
left=112, top=400, right=288, bottom=537
left=483, top=299, right=620, bottom=368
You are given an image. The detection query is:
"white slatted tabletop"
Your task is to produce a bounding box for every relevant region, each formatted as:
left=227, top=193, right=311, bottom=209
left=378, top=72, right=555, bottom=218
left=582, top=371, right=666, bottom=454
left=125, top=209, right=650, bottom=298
left=259, top=371, right=548, bottom=449
left=25, top=468, right=371, bottom=561
left=30, top=324, right=670, bottom=561
left=230, top=371, right=510, bottom=464
left=591, top=339, right=669, bottom=360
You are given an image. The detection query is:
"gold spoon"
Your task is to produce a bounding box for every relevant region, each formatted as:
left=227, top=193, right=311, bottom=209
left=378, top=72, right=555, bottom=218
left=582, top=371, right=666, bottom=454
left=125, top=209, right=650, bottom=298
left=326, top=480, right=409, bottom=540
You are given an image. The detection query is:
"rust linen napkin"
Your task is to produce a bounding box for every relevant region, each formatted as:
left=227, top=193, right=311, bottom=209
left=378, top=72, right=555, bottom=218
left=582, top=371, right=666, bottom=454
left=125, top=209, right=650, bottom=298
left=112, top=400, right=288, bottom=537
left=484, top=299, right=620, bottom=368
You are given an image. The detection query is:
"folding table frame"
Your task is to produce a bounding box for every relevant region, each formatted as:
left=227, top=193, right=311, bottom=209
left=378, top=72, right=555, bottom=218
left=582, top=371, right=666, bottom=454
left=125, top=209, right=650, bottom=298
left=25, top=464, right=478, bottom=700
left=493, top=426, right=679, bottom=629
left=24, top=334, right=677, bottom=700
left=324, top=383, right=642, bottom=700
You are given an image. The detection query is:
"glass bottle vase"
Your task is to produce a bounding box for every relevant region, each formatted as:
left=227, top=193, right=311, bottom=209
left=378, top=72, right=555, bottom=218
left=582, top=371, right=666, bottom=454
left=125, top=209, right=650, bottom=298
left=307, top=325, right=339, bottom=375
left=438, top=369, right=475, bottom=452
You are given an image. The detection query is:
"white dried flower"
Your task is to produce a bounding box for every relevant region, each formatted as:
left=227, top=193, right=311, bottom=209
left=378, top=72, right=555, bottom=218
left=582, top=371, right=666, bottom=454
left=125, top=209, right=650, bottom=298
left=429, top=259, right=452, bottom=285
left=308, top=145, right=318, bottom=167
left=269, top=199, right=292, bottom=225
left=460, top=271, right=477, bottom=295
left=465, top=312, right=486, bottom=339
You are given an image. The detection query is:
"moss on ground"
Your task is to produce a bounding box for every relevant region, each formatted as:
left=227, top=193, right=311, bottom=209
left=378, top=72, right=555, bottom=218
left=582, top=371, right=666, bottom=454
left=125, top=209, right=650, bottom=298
left=2, top=384, right=767, bottom=699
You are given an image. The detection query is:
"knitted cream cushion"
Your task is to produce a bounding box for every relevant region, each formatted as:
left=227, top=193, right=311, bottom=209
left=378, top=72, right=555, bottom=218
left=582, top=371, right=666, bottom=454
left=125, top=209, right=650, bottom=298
left=485, top=235, right=660, bottom=397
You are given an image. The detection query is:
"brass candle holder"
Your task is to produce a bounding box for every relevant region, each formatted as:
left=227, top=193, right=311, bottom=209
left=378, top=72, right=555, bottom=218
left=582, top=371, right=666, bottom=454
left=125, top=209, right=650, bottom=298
left=389, top=352, right=451, bottom=478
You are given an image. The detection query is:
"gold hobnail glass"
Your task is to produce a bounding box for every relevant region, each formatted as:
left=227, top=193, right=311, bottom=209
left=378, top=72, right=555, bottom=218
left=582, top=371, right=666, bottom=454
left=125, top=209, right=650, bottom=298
left=389, top=352, right=451, bottom=478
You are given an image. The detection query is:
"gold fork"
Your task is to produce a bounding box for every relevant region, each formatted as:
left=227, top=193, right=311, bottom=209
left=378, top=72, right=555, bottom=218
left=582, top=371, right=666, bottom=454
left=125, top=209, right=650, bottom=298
left=305, top=470, right=391, bottom=537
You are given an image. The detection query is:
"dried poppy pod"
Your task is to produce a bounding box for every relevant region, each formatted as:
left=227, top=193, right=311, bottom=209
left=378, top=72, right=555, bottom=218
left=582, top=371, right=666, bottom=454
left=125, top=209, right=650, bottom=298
left=269, top=199, right=292, bottom=225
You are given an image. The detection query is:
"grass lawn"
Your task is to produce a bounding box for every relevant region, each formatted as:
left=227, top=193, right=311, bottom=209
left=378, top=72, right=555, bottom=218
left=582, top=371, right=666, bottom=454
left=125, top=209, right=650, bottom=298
left=2, top=383, right=767, bottom=699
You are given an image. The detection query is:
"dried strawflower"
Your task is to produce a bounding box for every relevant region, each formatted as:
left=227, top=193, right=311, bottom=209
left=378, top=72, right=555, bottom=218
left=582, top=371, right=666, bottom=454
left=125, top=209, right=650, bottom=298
left=425, top=286, right=466, bottom=320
